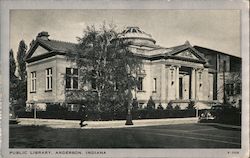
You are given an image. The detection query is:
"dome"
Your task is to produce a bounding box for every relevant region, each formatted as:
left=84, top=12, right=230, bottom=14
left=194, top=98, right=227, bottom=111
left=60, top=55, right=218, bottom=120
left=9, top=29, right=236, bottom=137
left=117, top=27, right=156, bottom=45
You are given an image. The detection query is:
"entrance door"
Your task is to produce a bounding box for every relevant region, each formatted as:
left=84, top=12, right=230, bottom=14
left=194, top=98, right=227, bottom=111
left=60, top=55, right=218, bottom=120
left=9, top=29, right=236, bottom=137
left=179, top=78, right=183, bottom=99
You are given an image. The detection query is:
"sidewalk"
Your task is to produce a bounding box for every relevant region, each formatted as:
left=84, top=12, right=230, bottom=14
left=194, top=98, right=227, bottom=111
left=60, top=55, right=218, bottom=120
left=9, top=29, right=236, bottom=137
left=18, top=117, right=199, bottom=129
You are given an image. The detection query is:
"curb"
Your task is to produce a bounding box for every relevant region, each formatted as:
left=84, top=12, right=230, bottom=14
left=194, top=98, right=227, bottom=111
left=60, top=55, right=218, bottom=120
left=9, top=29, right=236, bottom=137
left=17, top=117, right=199, bottom=129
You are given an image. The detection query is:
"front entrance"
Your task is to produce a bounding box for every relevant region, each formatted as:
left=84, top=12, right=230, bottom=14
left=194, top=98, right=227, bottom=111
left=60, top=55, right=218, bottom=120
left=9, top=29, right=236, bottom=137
left=179, top=67, right=192, bottom=100
left=179, top=78, right=183, bottom=99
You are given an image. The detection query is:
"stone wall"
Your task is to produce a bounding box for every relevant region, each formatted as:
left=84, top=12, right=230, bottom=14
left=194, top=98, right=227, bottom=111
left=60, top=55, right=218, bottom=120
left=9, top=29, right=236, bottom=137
left=26, top=55, right=73, bottom=109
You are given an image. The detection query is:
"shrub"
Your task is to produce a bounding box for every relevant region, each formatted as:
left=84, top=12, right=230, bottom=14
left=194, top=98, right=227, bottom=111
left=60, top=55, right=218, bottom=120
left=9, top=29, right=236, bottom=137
left=174, top=105, right=181, bottom=110
left=157, top=103, right=164, bottom=110
left=46, top=103, right=67, bottom=112
left=132, top=99, right=139, bottom=110
left=16, top=108, right=197, bottom=120
left=147, top=96, right=155, bottom=109
left=166, top=102, right=173, bottom=110
left=187, top=101, right=195, bottom=109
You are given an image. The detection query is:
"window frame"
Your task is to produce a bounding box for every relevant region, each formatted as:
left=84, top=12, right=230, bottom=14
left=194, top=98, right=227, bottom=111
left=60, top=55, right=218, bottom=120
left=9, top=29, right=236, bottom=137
left=226, top=83, right=234, bottom=96
left=30, top=71, right=36, bottom=93
left=137, top=77, right=143, bottom=91
left=65, top=68, right=79, bottom=90
left=45, top=68, right=53, bottom=91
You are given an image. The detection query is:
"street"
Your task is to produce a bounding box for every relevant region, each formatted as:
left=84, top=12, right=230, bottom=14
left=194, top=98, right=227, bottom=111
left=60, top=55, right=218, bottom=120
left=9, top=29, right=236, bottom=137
left=9, top=123, right=241, bottom=148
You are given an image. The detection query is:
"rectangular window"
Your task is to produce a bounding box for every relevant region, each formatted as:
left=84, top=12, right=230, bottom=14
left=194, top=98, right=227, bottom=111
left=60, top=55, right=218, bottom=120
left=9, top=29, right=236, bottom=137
left=66, top=76, right=71, bottom=89
left=73, top=77, right=78, bottom=89
left=31, top=71, right=36, bottom=92
left=46, top=68, right=52, bottom=91
left=66, top=68, right=79, bottom=89
left=138, top=77, right=143, bottom=91
left=226, top=83, right=234, bottom=96
left=153, top=78, right=157, bottom=92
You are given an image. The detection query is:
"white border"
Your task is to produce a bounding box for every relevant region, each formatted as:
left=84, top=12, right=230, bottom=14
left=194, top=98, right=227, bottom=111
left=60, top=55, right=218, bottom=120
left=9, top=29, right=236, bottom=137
left=0, top=0, right=249, bottom=158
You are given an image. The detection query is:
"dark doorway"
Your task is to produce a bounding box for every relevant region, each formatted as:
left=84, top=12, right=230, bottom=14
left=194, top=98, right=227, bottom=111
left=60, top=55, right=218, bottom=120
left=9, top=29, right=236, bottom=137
left=179, top=66, right=192, bottom=100
left=179, top=78, right=183, bottom=99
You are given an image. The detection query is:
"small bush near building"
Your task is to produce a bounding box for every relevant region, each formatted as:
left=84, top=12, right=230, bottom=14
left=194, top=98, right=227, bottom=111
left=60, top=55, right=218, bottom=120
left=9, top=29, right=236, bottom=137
left=174, top=105, right=181, bottom=110
left=132, top=99, right=139, bottom=110
left=187, top=101, right=195, bottom=109
left=146, top=96, right=155, bottom=110
left=166, top=102, right=173, bottom=110
left=157, top=103, right=164, bottom=110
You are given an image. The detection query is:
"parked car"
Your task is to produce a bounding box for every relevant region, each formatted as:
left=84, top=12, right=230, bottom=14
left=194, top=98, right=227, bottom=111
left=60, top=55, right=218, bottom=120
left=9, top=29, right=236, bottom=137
left=199, top=109, right=216, bottom=123
left=199, top=104, right=240, bottom=124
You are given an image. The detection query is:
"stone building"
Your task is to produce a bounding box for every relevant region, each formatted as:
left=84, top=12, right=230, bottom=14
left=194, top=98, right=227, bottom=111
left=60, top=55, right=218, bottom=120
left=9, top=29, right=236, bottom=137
left=194, top=46, right=241, bottom=108
left=25, top=27, right=241, bottom=111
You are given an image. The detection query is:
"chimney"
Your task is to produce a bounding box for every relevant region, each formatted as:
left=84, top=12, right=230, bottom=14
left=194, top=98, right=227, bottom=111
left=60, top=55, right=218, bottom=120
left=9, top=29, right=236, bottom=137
left=37, top=31, right=49, bottom=40
left=185, top=40, right=190, bottom=45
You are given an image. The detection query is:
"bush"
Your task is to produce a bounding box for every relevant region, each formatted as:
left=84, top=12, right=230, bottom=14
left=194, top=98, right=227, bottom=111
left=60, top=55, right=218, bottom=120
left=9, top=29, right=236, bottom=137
left=157, top=104, right=164, bottom=110
left=147, top=96, right=155, bottom=109
left=132, top=108, right=195, bottom=120
left=16, top=104, right=196, bottom=120
left=166, top=102, right=173, bottom=110
left=174, top=105, right=181, bottom=110
left=46, top=103, right=67, bottom=111
left=187, top=101, right=195, bottom=109
left=132, top=99, right=139, bottom=110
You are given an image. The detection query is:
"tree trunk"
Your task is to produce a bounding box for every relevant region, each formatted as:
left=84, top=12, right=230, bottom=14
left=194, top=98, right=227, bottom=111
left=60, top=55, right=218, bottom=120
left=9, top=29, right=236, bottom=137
left=97, top=90, right=101, bottom=120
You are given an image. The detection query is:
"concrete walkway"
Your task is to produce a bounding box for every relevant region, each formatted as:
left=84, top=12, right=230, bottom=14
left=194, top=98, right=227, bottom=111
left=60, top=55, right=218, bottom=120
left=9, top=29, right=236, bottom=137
left=18, top=117, right=199, bottom=129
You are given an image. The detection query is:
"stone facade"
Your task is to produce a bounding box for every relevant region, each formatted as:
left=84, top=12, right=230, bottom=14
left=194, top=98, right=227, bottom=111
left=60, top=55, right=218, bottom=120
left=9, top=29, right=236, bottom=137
left=26, top=55, right=72, bottom=110
left=194, top=46, right=242, bottom=108
left=25, top=27, right=241, bottom=111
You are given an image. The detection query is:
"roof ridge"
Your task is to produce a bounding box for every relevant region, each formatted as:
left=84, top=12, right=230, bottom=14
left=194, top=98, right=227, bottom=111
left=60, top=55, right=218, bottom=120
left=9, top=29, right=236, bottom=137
left=193, top=45, right=241, bottom=59
left=49, top=39, right=77, bottom=45
left=168, top=44, right=187, bottom=49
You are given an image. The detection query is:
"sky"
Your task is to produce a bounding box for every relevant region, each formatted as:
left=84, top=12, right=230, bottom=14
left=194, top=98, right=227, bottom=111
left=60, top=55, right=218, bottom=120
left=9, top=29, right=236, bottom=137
left=10, top=10, right=240, bottom=57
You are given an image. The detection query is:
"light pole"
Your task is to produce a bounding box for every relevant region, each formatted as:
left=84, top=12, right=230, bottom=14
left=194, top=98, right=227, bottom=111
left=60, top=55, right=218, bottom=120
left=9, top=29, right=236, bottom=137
left=33, top=98, right=38, bottom=125
left=196, top=106, right=199, bottom=118
left=125, top=66, right=133, bottom=125
left=125, top=89, right=133, bottom=125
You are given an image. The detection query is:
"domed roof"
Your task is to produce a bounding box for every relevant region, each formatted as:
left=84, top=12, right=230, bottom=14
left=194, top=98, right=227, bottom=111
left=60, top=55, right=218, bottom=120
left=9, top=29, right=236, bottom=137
left=118, top=27, right=156, bottom=44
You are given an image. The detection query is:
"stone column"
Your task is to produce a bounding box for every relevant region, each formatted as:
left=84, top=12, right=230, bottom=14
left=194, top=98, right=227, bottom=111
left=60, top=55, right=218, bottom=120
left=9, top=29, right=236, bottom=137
left=197, top=68, right=204, bottom=100
left=161, top=63, right=166, bottom=102
left=191, top=68, right=196, bottom=100
left=175, top=66, right=180, bottom=99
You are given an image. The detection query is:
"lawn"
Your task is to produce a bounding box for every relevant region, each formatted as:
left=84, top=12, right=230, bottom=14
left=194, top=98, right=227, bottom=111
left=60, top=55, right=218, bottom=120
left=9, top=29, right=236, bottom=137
left=9, top=123, right=241, bottom=148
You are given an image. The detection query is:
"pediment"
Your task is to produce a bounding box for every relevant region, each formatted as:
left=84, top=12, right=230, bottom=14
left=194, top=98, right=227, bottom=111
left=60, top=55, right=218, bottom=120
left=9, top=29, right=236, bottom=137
left=32, top=45, right=50, bottom=57
left=174, top=49, right=199, bottom=60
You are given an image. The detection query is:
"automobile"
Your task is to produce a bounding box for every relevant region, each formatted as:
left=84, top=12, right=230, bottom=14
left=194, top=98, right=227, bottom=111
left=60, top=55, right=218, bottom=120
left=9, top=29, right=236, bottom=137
left=198, top=104, right=240, bottom=124
left=9, top=108, right=20, bottom=124
left=198, top=110, right=216, bottom=123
